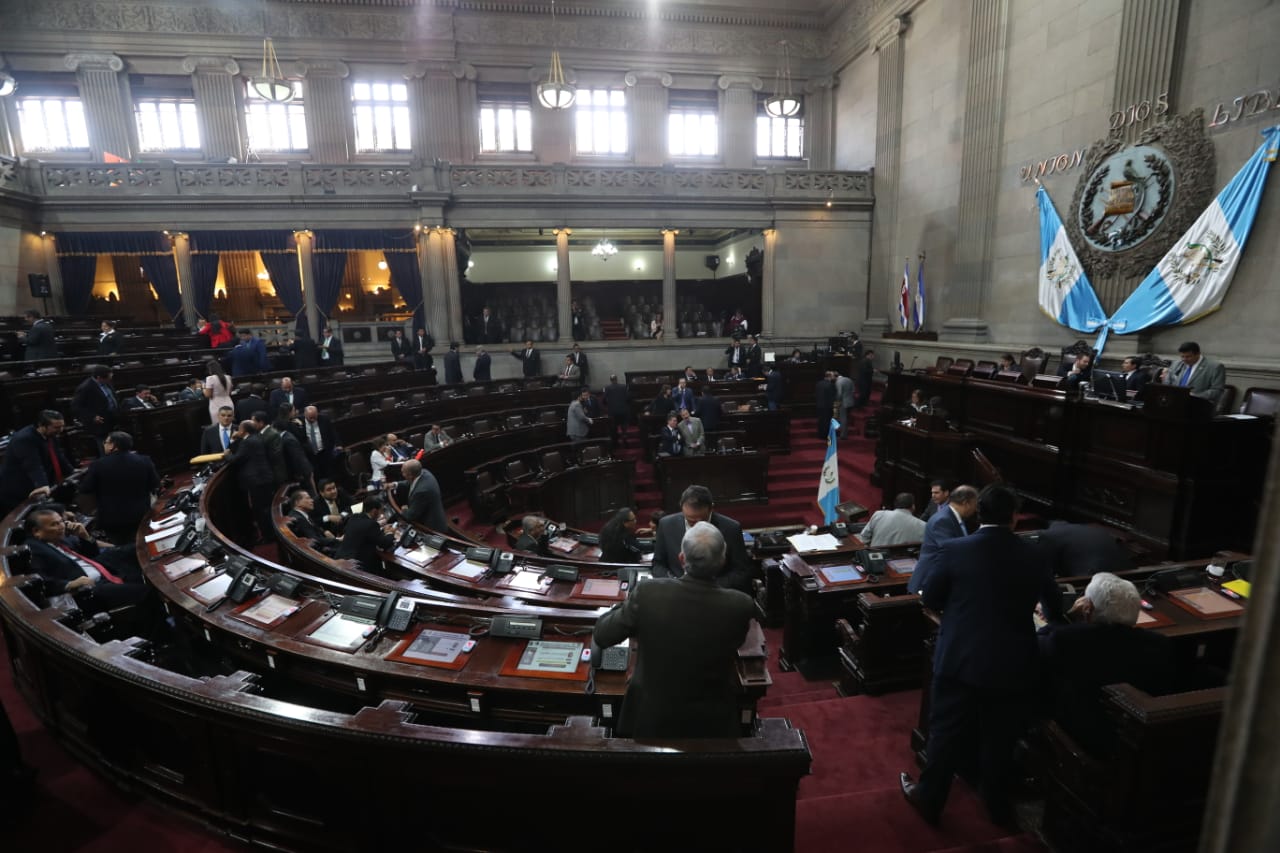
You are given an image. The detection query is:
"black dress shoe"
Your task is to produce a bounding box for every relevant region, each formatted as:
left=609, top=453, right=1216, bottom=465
left=900, top=772, right=940, bottom=827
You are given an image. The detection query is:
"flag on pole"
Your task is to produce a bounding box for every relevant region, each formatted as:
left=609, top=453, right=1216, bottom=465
left=913, top=255, right=926, bottom=331
left=898, top=260, right=910, bottom=329
left=817, top=418, right=840, bottom=525
left=1103, top=124, right=1280, bottom=348
left=1037, top=185, right=1106, bottom=334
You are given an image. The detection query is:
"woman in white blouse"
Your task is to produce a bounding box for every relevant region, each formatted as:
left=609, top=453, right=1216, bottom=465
left=369, top=435, right=392, bottom=487
left=203, top=358, right=233, bottom=424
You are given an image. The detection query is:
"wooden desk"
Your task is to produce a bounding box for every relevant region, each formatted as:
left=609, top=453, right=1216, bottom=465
left=654, top=450, right=770, bottom=511
left=638, top=408, right=792, bottom=459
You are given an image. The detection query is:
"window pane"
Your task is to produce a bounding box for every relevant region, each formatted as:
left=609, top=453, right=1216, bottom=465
left=497, top=107, right=514, bottom=150
left=515, top=108, right=532, bottom=151
left=355, top=105, right=374, bottom=151
left=479, top=108, right=496, bottom=152
left=18, top=97, right=92, bottom=152
left=576, top=111, right=592, bottom=151
left=352, top=82, right=370, bottom=100
left=391, top=83, right=408, bottom=102
left=668, top=113, right=682, bottom=156
left=374, top=105, right=393, bottom=149
left=610, top=111, right=627, bottom=153
left=393, top=107, right=410, bottom=150
left=371, top=82, right=389, bottom=101
left=352, top=81, right=411, bottom=151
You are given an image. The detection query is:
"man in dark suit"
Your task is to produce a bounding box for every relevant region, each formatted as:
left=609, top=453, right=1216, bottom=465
left=907, top=484, right=978, bottom=595
left=268, top=377, right=307, bottom=412
left=657, top=412, right=683, bottom=458
left=511, top=340, right=541, bottom=377
left=24, top=508, right=153, bottom=614
left=72, top=365, right=118, bottom=451
left=285, top=487, right=335, bottom=544
left=227, top=329, right=269, bottom=377
left=1035, top=520, right=1133, bottom=577
left=390, top=329, right=411, bottom=364
left=920, top=479, right=951, bottom=522
left=696, top=387, right=721, bottom=434
left=815, top=370, right=837, bottom=439
left=473, top=346, right=491, bottom=381
left=226, top=420, right=276, bottom=543
left=765, top=365, right=785, bottom=411
left=1162, top=340, right=1226, bottom=403
left=399, top=459, right=448, bottom=532
left=300, top=405, right=340, bottom=479
left=96, top=320, right=121, bottom=356
left=672, top=378, right=695, bottom=414
left=725, top=339, right=744, bottom=370
left=288, top=333, right=319, bottom=369
left=411, top=328, right=434, bottom=372
left=649, top=385, right=675, bottom=420
left=901, top=484, right=1064, bottom=827
left=0, top=411, right=73, bottom=519
left=78, top=431, right=160, bottom=543
left=854, top=349, right=875, bottom=408
left=1120, top=356, right=1150, bottom=393
left=234, top=383, right=268, bottom=424
left=603, top=374, right=630, bottom=448
left=443, top=342, right=463, bottom=384
left=178, top=377, right=205, bottom=402
left=1038, top=572, right=1175, bottom=754
left=570, top=343, right=590, bottom=386
left=335, top=496, right=395, bottom=573
left=318, top=326, right=344, bottom=366
left=20, top=310, right=58, bottom=360
left=311, top=478, right=355, bottom=535
left=744, top=335, right=763, bottom=376
left=121, top=384, right=158, bottom=411
left=201, top=406, right=237, bottom=456
left=651, top=485, right=751, bottom=595
left=594, top=520, right=755, bottom=738
left=476, top=306, right=500, bottom=344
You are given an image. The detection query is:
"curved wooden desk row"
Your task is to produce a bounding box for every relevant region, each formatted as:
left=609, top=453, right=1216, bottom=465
left=462, top=439, right=631, bottom=527
left=625, top=356, right=855, bottom=409
left=0, top=560, right=810, bottom=853
left=637, top=408, right=792, bottom=459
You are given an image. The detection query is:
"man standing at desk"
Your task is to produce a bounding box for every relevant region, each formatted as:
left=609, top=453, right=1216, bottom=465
left=651, top=485, right=751, bottom=595
left=908, top=484, right=978, bottom=595
left=567, top=388, right=593, bottom=443
left=1163, top=341, right=1226, bottom=404
left=900, top=484, right=1062, bottom=827
left=473, top=346, right=491, bottom=382
left=594, top=521, right=755, bottom=739
left=0, top=410, right=73, bottom=519
left=603, top=375, right=631, bottom=449
left=443, top=342, right=463, bottom=384
left=335, top=496, right=395, bottom=574
left=399, top=459, right=448, bottom=533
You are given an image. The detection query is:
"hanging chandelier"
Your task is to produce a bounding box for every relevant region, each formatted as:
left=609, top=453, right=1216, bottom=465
left=0, top=70, right=16, bottom=98
left=537, top=0, right=576, bottom=110
left=250, top=37, right=295, bottom=104
left=764, top=40, right=801, bottom=119
left=591, top=238, right=617, bottom=260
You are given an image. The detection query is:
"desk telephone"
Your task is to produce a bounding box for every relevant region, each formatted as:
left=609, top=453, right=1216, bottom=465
left=335, top=591, right=412, bottom=632
left=854, top=550, right=886, bottom=577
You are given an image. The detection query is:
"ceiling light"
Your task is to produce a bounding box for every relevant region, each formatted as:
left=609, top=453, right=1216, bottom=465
left=537, top=1, right=576, bottom=110
left=249, top=38, right=295, bottom=104
left=764, top=40, right=801, bottom=119
left=0, top=71, right=17, bottom=98
left=377, top=260, right=388, bottom=270
left=592, top=238, right=618, bottom=260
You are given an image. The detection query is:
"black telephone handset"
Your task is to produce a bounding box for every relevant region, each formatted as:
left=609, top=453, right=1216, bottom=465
left=173, top=522, right=200, bottom=554
left=377, top=592, right=415, bottom=632
left=855, top=549, right=887, bottom=578
left=225, top=562, right=261, bottom=605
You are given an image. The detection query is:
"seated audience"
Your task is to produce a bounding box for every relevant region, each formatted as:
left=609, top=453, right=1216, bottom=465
left=78, top=431, right=160, bottom=544
left=369, top=436, right=393, bottom=487
left=423, top=423, right=454, bottom=452
left=860, top=492, right=927, bottom=548
left=335, top=496, right=395, bottom=573
left=121, top=384, right=158, bottom=410
left=178, top=377, right=206, bottom=402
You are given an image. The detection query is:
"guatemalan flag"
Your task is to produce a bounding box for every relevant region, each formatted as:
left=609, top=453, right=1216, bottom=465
left=1103, top=124, right=1280, bottom=349
left=817, top=417, right=840, bottom=525
left=913, top=256, right=926, bottom=331
left=898, top=261, right=911, bottom=329
left=1037, top=185, right=1106, bottom=333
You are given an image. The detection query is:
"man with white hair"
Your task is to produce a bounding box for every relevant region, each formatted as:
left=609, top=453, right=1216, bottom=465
left=593, top=521, right=756, bottom=739
left=1037, top=572, right=1176, bottom=753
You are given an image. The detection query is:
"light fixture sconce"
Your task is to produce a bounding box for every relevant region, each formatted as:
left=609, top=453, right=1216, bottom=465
left=537, top=1, right=576, bottom=109
left=0, top=70, right=17, bottom=98
left=764, top=40, right=801, bottom=119
left=249, top=38, right=296, bottom=104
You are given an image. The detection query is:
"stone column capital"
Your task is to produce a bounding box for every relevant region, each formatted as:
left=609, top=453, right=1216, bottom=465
left=717, top=74, right=763, bottom=92
left=405, top=61, right=476, bottom=81
left=295, top=59, right=350, bottom=79
left=874, top=14, right=911, bottom=51
left=624, top=70, right=673, bottom=88
left=804, top=75, right=838, bottom=93
left=181, top=56, right=241, bottom=75
left=64, top=53, right=124, bottom=73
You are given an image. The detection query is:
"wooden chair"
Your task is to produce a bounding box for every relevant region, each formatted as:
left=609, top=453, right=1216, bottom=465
left=1215, top=385, right=1238, bottom=416
left=1239, top=387, right=1280, bottom=417
left=541, top=451, right=564, bottom=475
left=347, top=401, right=369, bottom=417
left=505, top=460, right=531, bottom=482
left=380, top=396, right=397, bottom=413
left=971, top=361, right=998, bottom=379
left=410, top=392, right=428, bottom=406
left=505, top=415, right=524, bottom=430
left=538, top=410, right=559, bottom=425
left=467, top=386, right=486, bottom=397
left=994, top=369, right=1024, bottom=383
left=945, top=359, right=973, bottom=377
left=472, top=418, right=494, bottom=434
left=933, top=356, right=954, bottom=374
left=580, top=446, right=603, bottom=464
left=1032, top=374, right=1065, bottom=389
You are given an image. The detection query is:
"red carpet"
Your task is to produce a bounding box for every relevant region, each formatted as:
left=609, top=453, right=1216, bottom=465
left=0, top=399, right=1044, bottom=851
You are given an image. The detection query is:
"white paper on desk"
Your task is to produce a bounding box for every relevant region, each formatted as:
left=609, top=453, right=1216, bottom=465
left=149, top=513, right=186, bottom=530
left=450, top=561, right=488, bottom=579
left=395, top=546, right=438, bottom=566
left=786, top=533, right=842, bottom=553
left=163, top=556, right=206, bottom=580
left=145, top=526, right=185, bottom=543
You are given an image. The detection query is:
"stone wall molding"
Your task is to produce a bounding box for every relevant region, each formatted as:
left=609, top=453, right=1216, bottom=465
left=874, top=14, right=911, bottom=51
left=63, top=53, right=124, bottom=73
left=406, top=61, right=477, bottom=81
left=295, top=59, right=351, bottom=79
left=717, top=74, right=763, bottom=92
left=624, top=70, right=674, bottom=89
left=181, top=56, right=240, bottom=75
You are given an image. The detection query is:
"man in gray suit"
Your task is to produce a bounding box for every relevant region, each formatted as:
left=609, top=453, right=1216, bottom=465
left=834, top=370, right=856, bottom=438
left=677, top=407, right=705, bottom=456
left=1162, top=341, right=1226, bottom=404
left=399, top=459, right=448, bottom=532
left=567, top=388, right=593, bottom=442
left=422, top=423, right=454, bottom=452
left=557, top=355, right=581, bottom=385
left=651, top=485, right=751, bottom=594
left=593, top=520, right=755, bottom=738
left=860, top=492, right=928, bottom=547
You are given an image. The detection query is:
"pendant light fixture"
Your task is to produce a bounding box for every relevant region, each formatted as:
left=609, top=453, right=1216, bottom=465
left=537, top=0, right=576, bottom=110
left=764, top=40, right=801, bottom=119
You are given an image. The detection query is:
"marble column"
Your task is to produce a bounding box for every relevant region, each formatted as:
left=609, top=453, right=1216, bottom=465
left=943, top=0, right=1010, bottom=342
left=866, top=16, right=909, bottom=338
left=761, top=228, right=778, bottom=338
left=626, top=71, right=672, bottom=167
left=0, top=104, right=14, bottom=157
left=42, top=233, right=66, bottom=315
left=406, top=61, right=474, bottom=165
left=661, top=229, right=677, bottom=342
left=554, top=228, right=572, bottom=344
left=423, top=227, right=464, bottom=345
left=803, top=76, right=838, bottom=171
left=65, top=53, right=133, bottom=162
left=416, top=229, right=446, bottom=341
left=436, top=228, right=463, bottom=345
left=170, top=232, right=198, bottom=329
left=183, top=56, right=244, bottom=162
left=296, top=60, right=351, bottom=164
left=294, top=230, right=320, bottom=337
left=718, top=75, right=763, bottom=169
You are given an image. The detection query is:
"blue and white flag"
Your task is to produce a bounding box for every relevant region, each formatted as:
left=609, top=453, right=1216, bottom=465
left=897, top=261, right=911, bottom=329
left=913, top=255, right=926, bottom=331
left=1105, top=124, right=1280, bottom=343
left=1037, top=185, right=1107, bottom=333
left=817, top=418, right=840, bottom=525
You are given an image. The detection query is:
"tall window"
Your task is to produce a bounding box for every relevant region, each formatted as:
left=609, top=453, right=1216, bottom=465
left=352, top=80, right=411, bottom=153
left=245, top=82, right=308, bottom=154
left=478, top=86, right=532, bottom=153
left=756, top=103, right=805, bottom=160
left=135, top=96, right=201, bottom=152
left=15, top=95, right=89, bottom=153
left=575, top=88, right=628, bottom=155
left=667, top=91, right=718, bottom=158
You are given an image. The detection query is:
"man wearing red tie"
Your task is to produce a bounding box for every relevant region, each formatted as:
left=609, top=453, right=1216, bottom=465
left=23, top=508, right=153, bottom=613
left=0, top=410, right=73, bottom=518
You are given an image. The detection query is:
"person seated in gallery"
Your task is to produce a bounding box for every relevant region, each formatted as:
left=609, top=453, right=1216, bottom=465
left=422, top=423, right=454, bottom=452
left=514, top=515, right=553, bottom=557
left=998, top=353, right=1016, bottom=372
left=859, top=492, right=927, bottom=548
left=1037, top=572, right=1176, bottom=754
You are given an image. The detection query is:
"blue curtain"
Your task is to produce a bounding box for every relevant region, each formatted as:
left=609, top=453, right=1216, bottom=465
left=383, top=250, right=425, bottom=332
left=138, top=253, right=183, bottom=326
left=311, top=252, right=348, bottom=325
left=259, top=251, right=305, bottom=331
left=190, top=254, right=221, bottom=320
left=56, top=256, right=98, bottom=315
